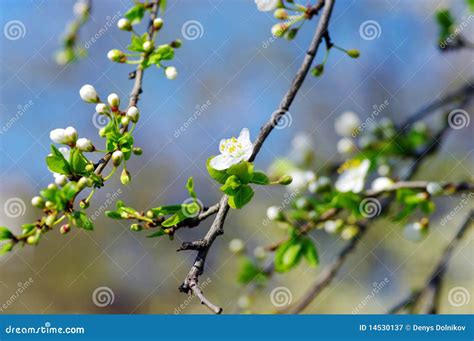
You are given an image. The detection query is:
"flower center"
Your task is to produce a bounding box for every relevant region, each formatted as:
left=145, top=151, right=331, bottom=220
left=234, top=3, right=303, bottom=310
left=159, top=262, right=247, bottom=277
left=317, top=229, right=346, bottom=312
left=220, top=137, right=244, bottom=156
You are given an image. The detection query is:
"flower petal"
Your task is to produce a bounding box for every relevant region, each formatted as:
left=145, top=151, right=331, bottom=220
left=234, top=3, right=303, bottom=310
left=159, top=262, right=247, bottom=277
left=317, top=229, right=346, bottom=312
left=210, top=154, right=238, bottom=171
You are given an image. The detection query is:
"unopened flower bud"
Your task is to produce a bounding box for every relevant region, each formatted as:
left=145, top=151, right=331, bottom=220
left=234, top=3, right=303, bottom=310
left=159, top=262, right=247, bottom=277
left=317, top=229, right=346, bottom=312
left=107, top=49, right=127, bottom=63
left=99, top=127, right=107, bottom=137
left=229, top=238, right=245, bottom=253
left=271, top=23, right=288, bottom=38
left=76, top=138, right=95, bottom=152
left=45, top=201, right=55, bottom=209
left=266, top=206, right=283, bottom=221
left=341, top=225, right=359, bottom=240
left=95, top=103, right=108, bottom=114
left=295, top=197, right=310, bottom=210
left=79, top=84, right=100, bottom=103
left=278, top=175, right=293, bottom=185
left=31, top=196, right=45, bottom=208
left=311, top=64, right=324, bottom=77
left=337, top=138, right=355, bottom=154
left=165, top=66, right=178, bottom=80
left=153, top=18, right=164, bottom=30
left=47, top=183, right=57, bottom=190
left=107, top=93, right=120, bottom=110
left=27, top=234, right=40, bottom=245
left=77, top=176, right=91, bottom=190
left=60, top=224, right=71, bottom=235
left=146, top=210, right=154, bottom=218
left=120, top=169, right=131, bottom=185
left=121, top=116, right=130, bottom=126
left=45, top=214, right=56, bottom=227
left=426, top=182, right=444, bottom=196
left=79, top=199, right=89, bottom=209
left=346, top=49, right=360, bottom=58
left=237, top=295, right=251, bottom=309
left=112, top=150, right=124, bottom=167
left=132, top=147, right=143, bottom=155
left=170, top=39, right=182, bottom=48
left=371, top=177, right=394, bottom=192
left=85, top=163, right=95, bottom=172
left=274, top=8, right=288, bottom=20
left=130, top=223, right=143, bottom=231
left=126, top=106, right=140, bottom=123
left=117, top=18, right=132, bottom=31
left=64, top=126, right=78, bottom=143
left=54, top=173, right=68, bottom=187
left=143, top=41, right=154, bottom=52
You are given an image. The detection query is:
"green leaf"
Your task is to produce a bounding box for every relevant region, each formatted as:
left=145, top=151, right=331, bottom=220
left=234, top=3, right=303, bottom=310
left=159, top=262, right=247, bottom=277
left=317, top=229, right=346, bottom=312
left=46, top=147, right=71, bottom=175
left=0, top=241, right=14, bottom=255
left=0, top=226, right=14, bottom=240
left=237, top=256, right=267, bottom=284
left=186, top=177, right=197, bottom=199
left=206, top=157, right=229, bottom=184
left=105, top=211, right=123, bottom=219
left=21, top=224, right=36, bottom=236
left=162, top=210, right=188, bottom=227
left=127, top=33, right=148, bottom=52
left=436, top=9, right=455, bottom=41
left=160, top=0, right=167, bottom=12
left=61, top=182, right=79, bottom=201
left=467, top=0, right=474, bottom=12
left=220, top=175, right=241, bottom=196
left=147, top=229, right=166, bottom=238
left=250, top=171, right=270, bottom=185
left=302, top=238, right=319, bottom=267
left=124, top=3, right=145, bottom=25
left=105, top=130, right=121, bottom=152
left=71, top=211, right=94, bottom=230
left=227, top=161, right=254, bottom=184
left=70, top=148, right=88, bottom=175
left=151, top=205, right=183, bottom=216
left=274, top=239, right=303, bottom=273
left=228, top=185, right=254, bottom=209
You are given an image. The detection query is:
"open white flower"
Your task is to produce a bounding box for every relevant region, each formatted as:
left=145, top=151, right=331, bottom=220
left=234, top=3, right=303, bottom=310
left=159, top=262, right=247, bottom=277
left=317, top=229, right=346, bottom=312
left=255, top=0, right=278, bottom=12
left=210, top=128, right=253, bottom=171
left=335, top=159, right=370, bottom=193
left=334, top=111, right=361, bottom=137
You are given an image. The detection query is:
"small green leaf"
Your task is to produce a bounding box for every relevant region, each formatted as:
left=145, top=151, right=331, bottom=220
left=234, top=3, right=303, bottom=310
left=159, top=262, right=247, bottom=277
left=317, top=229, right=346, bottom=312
left=250, top=171, right=270, bottom=185
left=124, top=3, right=145, bottom=24
left=71, top=211, right=94, bottom=230
left=162, top=211, right=188, bottom=227
left=61, top=182, right=79, bottom=201
left=220, top=175, right=241, bottom=196
left=21, top=224, right=36, bottom=236
left=274, top=239, right=303, bottom=273
left=228, top=185, right=254, bottom=209
left=227, top=161, right=254, bottom=184
left=237, top=256, right=267, bottom=284
left=147, top=229, right=166, bottom=238
left=206, top=157, right=229, bottom=184
left=105, top=211, right=123, bottom=219
left=70, top=148, right=88, bottom=175
left=151, top=205, right=183, bottom=216
left=0, top=241, right=14, bottom=255
left=186, top=177, right=197, bottom=199
left=46, top=148, right=70, bottom=175
left=302, top=237, right=319, bottom=267
left=0, top=226, right=14, bottom=240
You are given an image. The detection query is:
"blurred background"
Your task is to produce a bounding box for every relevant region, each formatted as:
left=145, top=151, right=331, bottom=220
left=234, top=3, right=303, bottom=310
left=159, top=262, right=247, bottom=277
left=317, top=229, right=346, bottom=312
left=0, top=0, right=473, bottom=314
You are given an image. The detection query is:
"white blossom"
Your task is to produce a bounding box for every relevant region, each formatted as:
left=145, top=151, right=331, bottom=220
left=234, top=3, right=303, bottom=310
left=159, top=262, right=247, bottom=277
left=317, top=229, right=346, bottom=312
left=255, top=0, right=278, bottom=12
left=95, top=103, right=108, bottom=114
left=79, top=84, right=99, bottom=103
left=335, top=159, right=370, bottom=193
left=210, top=128, right=253, bottom=170
left=53, top=173, right=68, bottom=186
left=107, top=93, right=120, bottom=108
left=126, top=106, right=140, bottom=122
left=371, top=177, right=394, bottom=192
left=50, top=126, right=77, bottom=145
left=165, top=66, right=178, bottom=80
left=334, top=111, right=360, bottom=137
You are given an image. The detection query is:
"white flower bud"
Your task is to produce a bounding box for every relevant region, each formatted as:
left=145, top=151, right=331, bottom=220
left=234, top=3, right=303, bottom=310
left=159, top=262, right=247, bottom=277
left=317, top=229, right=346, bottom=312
left=126, top=106, right=140, bottom=123
left=337, top=138, right=355, bottom=154
left=165, top=66, right=178, bottom=80
left=107, top=49, right=127, bottom=63
left=117, top=18, right=131, bottom=31
left=153, top=18, right=163, bottom=30
left=31, top=196, right=44, bottom=208
left=271, top=23, right=288, bottom=38
left=64, top=126, right=78, bottom=143
left=112, top=150, right=124, bottom=167
left=266, top=206, right=281, bottom=221
left=79, top=84, right=99, bottom=103
left=143, top=41, right=153, bottom=52
left=95, top=103, right=108, bottom=114
left=76, top=138, right=94, bottom=152
left=53, top=173, right=68, bottom=186
left=334, top=111, right=361, bottom=137
left=121, top=116, right=130, bottom=126
left=341, top=225, right=359, bottom=240
left=371, top=177, right=394, bottom=192
left=253, top=246, right=266, bottom=260
left=47, top=183, right=57, bottom=190
left=324, top=220, right=341, bottom=234
left=50, top=128, right=68, bottom=144
left=426, top=182, right=443, bottom=196
left=107, top=93, right=120, bottom=109
left=229, top=238, right=245, bottom=253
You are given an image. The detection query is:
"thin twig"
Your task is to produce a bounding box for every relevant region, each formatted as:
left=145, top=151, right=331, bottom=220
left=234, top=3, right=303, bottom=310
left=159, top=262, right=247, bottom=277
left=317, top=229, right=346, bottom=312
left=178, top=0, right=336, bottom=314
